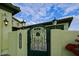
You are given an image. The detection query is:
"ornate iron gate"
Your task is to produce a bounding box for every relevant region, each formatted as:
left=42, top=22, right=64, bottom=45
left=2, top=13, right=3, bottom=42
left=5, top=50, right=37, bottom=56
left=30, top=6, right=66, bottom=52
left=27, top=26, right=50, bottom=56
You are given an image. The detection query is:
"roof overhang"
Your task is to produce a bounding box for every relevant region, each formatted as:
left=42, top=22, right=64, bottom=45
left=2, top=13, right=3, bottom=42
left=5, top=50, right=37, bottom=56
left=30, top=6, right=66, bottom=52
left=12, top=17, right=22, bottom=23
left=57, top=16, right=73, bottom=24
left=24, top=16, right=73, bottom=28
left=0, top=3, right=20, bottom=15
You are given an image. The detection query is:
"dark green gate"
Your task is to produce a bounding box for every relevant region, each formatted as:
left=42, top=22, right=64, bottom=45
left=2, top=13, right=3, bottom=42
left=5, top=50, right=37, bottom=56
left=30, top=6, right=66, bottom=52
left=27, top=26, right=50, bottom=56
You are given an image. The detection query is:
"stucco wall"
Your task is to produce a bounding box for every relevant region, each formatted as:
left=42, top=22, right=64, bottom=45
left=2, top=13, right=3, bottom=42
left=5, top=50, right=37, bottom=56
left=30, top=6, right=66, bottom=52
left=8, top=29, right=27, bottom=56
left=17, top=30, right=27, bottom=56
left=51, top=29, right=79, bottom=56
left=8, top=31, right=17, bottom=56
left=0, top=8, right=12, bottom=55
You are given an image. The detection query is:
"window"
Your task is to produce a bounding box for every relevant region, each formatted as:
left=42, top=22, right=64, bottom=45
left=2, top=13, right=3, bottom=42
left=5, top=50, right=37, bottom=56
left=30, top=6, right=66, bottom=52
left=19, top=32, right=22, bottom=49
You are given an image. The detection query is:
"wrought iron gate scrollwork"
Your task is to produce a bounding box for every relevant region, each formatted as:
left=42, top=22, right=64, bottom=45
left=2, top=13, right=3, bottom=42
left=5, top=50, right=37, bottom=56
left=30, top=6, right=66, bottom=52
left=30, top=27, right=47, bottom=51
left=27, top=26, right=50, bottom=56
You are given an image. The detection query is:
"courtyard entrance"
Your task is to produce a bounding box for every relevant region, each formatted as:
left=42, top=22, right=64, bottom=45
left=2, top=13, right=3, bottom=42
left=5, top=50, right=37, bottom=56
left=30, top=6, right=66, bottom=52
left=27, top=26, right=50, bottom=56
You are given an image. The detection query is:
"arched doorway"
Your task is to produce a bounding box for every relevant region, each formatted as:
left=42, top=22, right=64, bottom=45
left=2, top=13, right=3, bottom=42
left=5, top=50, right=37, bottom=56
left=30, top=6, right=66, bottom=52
left=27, top=26, right=50, bottom=56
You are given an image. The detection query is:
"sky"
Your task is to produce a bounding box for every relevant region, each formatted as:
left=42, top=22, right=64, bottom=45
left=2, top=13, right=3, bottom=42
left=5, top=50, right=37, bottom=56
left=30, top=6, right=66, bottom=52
left=13, top=3, right=79, bottom=31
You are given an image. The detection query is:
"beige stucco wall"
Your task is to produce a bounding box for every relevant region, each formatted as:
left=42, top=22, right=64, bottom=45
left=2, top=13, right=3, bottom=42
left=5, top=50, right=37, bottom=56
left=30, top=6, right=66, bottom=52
left=0, top=8, right=12, bottom=55
left=8, top=31, right=17, bottom=56
left=8, top=29, right=27, bottom=56
left=17, top=30, right=27, bottom=56
left=51, top=29, right=79, bottom=56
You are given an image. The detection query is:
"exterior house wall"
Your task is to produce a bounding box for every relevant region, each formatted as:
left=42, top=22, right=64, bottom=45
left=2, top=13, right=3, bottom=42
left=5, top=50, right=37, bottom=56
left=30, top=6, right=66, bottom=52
left=8, top=29, right=27, bottom=56
left=51, top=29, right=79, bottom=56
left=8, top=31, right=17, bottom=56
left=17, top=30, right=27, bottom=56
left=0, top=8, right=12, bottom=55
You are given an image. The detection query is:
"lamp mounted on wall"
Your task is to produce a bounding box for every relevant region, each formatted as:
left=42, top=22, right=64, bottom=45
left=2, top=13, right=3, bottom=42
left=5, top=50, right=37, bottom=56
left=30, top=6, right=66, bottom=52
left=4, top=18, right=8, bottom=26
left=4, top=13, right=8, bottom=26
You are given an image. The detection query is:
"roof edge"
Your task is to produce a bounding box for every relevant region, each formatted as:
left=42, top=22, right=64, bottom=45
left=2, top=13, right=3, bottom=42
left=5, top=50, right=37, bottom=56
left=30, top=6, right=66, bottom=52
left=0, top=3, right=21, bottom=15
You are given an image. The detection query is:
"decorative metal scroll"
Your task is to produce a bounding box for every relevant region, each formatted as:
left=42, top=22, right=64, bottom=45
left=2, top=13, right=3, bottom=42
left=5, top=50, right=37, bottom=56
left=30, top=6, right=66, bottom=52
left=30, top=27, right=47, bottom=51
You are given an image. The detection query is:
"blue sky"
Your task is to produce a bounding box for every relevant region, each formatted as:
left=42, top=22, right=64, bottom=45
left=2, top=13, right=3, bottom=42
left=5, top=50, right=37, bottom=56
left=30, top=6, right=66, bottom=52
left=13, top=3, right=79, bottom=30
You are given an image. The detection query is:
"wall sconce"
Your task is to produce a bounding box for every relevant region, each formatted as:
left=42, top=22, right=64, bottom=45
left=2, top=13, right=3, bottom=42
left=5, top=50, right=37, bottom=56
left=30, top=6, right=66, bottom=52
left=4, top=18, right=8, bottom=26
